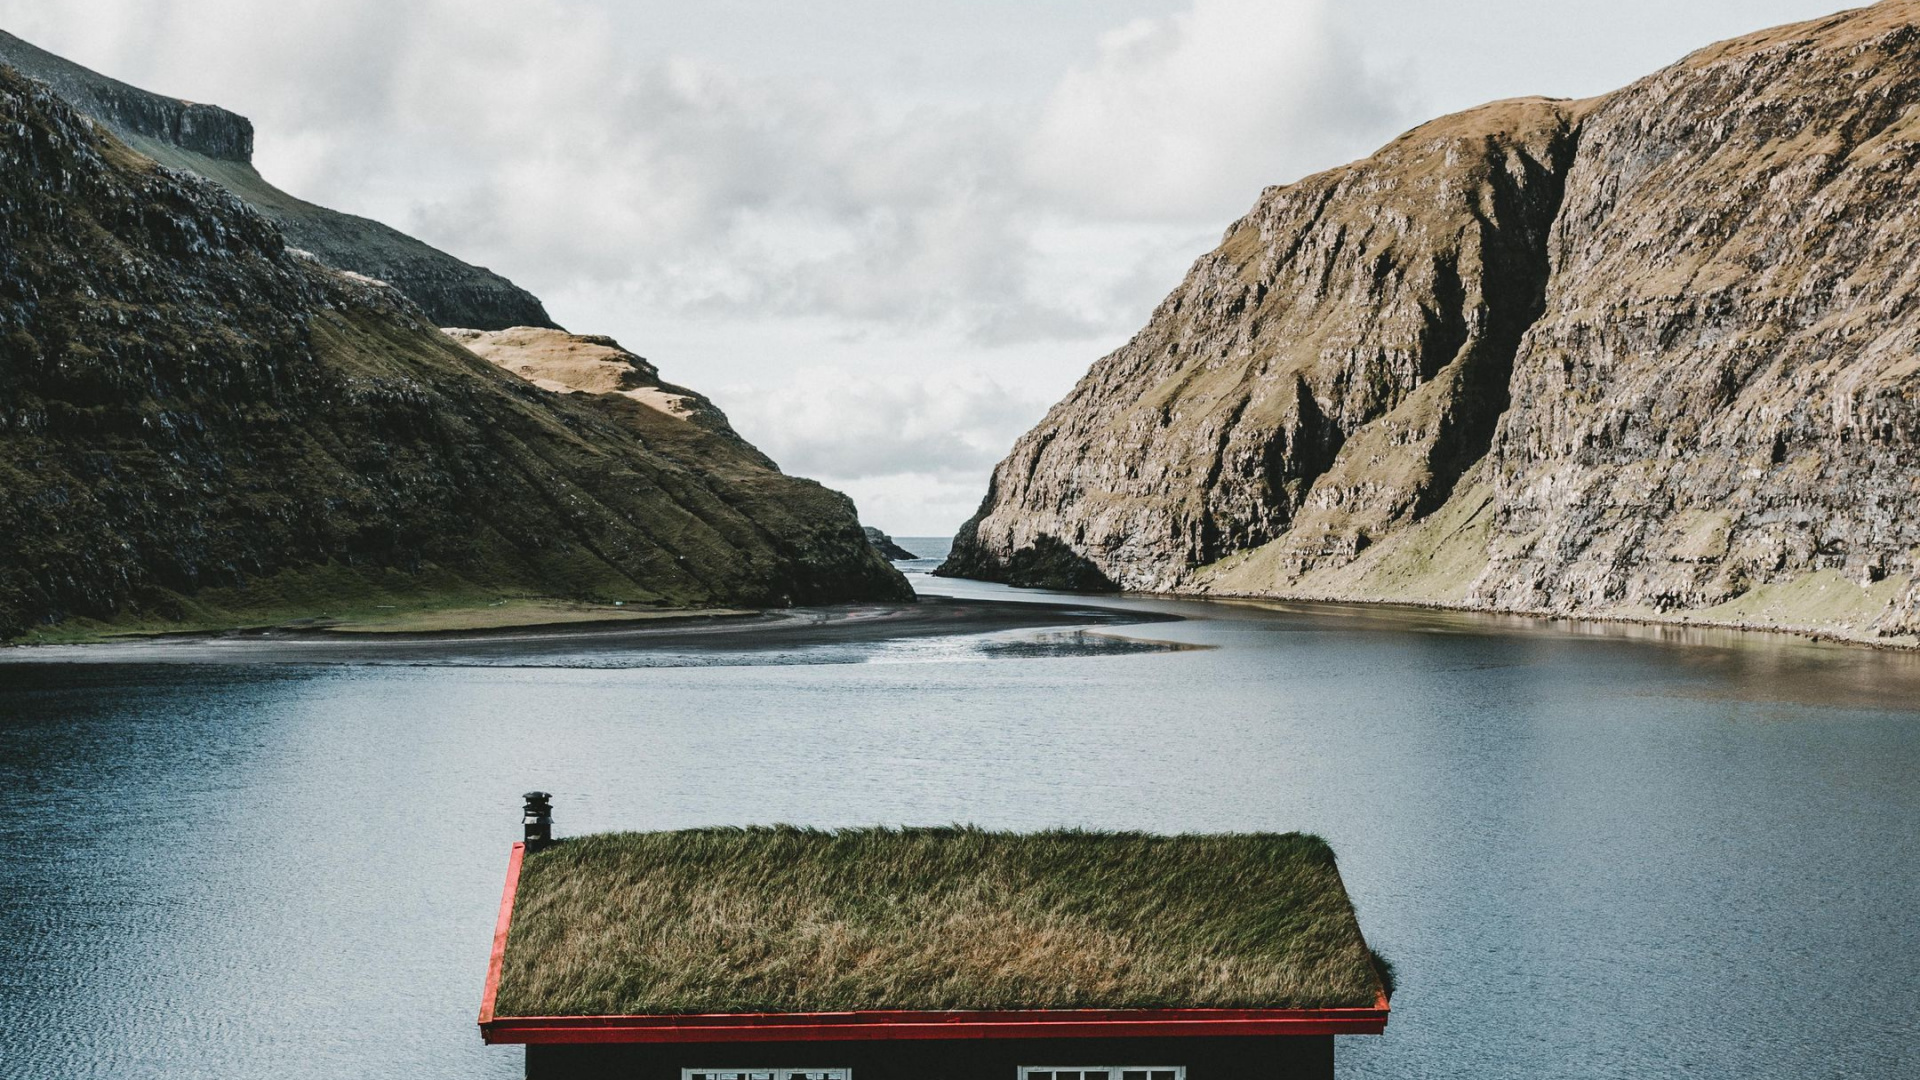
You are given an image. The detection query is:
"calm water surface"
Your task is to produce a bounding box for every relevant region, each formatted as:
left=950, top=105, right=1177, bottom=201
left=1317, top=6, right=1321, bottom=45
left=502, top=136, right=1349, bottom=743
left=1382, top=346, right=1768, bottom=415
left=2, top=538, right=1916, bottom=1079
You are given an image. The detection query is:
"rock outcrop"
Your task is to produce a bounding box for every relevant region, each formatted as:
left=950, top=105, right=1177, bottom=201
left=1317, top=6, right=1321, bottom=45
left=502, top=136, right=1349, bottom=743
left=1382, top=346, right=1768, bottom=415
left=862, top=527, right=919, bottom=561
left=447, top=327, right=714, bottom=425
left=0, top=29, right=555, bottom=330
left=945, top=1, right=1920, bottom=645
left=0, top=67, right=908, bottom=639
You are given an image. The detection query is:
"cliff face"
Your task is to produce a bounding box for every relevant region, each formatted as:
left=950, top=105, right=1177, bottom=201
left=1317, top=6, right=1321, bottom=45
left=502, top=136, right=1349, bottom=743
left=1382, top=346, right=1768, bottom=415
left=1468, top=3, right=1920, bottom=637
left=945, top=1, right=1920, bottom=644
left=946, top=99, right=1576, bottom=591
left=0, top=69, right=907, bottom=639
left=0, top=29, right=554, bottom=331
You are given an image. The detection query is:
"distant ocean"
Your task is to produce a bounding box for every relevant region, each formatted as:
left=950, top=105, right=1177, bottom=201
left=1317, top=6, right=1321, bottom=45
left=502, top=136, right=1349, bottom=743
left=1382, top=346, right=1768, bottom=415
left=891, top=535, right=953, bottom=569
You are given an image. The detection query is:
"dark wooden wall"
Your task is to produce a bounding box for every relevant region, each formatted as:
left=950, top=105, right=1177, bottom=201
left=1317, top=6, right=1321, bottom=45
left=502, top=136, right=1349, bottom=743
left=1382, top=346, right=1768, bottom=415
left=525, top=1035, right=1333, bottom=1080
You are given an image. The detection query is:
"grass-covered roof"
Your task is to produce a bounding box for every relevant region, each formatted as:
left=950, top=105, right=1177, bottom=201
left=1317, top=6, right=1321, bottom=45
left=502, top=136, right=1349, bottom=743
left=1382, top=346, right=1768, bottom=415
left=492, top=826, right=1388, bottom=1018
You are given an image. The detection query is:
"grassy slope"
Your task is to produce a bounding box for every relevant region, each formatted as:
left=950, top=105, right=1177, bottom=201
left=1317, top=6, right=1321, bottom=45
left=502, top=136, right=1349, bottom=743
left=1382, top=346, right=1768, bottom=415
left=116, top=133, right=557, bottom=330
left=1199, top=482, right=1920, bottom=647
left=1200, top=482, right=1499, bottom=607
left=495, top=827, right=1387, bottom=1017
left=1199, top=482, right=1920, bottom=648
left=0, top=70, right=908, bottom=641
left=6, top=567, right=753, bottom=644
left=0, top=28, right=553, bottom=330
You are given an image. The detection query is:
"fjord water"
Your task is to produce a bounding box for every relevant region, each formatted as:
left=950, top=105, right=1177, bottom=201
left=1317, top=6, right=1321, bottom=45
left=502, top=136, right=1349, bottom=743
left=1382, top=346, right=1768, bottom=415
left=2, top=541, right=1916, bottom=1080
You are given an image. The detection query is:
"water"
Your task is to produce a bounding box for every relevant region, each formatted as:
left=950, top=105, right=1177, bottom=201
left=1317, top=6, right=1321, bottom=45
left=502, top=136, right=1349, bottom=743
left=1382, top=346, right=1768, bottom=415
left=2, top=543, right=1916, bottom=1079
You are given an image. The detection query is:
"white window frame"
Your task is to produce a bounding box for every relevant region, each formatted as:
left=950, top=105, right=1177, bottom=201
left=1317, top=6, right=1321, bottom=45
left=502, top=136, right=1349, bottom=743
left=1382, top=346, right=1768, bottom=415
left=681, top=1070, right=851, bottom=1080
left=1021, top=1060, right=1182, bottom=1068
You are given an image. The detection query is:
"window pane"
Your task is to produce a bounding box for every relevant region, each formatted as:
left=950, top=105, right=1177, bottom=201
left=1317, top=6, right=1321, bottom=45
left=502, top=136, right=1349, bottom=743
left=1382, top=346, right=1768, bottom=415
left=684, top=1070, right=849, bottom=1080
left=1023, top=1068, right=1179, bottom=1080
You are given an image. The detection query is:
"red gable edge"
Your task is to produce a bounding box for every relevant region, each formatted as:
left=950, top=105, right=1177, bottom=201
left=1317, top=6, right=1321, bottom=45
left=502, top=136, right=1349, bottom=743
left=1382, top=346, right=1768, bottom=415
left=479, top=842, right=1389, bottom=1045
left=480, top=1005, right=1391, bottom=1046
left=477, top=841, right=525, bottom=1028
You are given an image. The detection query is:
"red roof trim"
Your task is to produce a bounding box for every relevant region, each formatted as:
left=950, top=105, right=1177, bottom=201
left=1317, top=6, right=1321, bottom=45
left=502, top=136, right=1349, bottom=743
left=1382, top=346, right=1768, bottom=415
left=481, top=1000, right=1389, bottom=1045
left=477, top=841, right=525, bottom=1027
left=477, top=843, right=1389, bottom=1045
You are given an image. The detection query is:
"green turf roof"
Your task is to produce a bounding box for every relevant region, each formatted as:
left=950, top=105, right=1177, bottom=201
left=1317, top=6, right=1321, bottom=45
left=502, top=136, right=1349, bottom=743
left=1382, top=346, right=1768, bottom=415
left=491, top=826, right=1388, bottom=1017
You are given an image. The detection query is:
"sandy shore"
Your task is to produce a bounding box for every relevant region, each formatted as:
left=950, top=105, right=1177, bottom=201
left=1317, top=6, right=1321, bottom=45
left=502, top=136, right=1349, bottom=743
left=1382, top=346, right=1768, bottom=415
left=0, top=594, right=1180, bottom=665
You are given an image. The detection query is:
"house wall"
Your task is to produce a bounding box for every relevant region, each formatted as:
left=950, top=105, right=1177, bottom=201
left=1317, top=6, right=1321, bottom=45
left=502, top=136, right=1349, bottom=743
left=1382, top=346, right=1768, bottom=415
left=524, top=1035, right=1334, bottom=1080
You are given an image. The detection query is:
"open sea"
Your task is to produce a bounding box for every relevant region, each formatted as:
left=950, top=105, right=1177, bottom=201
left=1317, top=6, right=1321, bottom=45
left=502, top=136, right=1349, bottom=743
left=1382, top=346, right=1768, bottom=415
left=2, top=536, right=1915, bottom=1079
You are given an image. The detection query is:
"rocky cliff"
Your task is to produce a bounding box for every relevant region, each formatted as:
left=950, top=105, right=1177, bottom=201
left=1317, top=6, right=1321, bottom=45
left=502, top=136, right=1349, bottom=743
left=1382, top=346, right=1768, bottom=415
left=863, top=527, right=919, bottom=561
left=945, top=1, right=1920, bottom=645
left=0, top=67, right=908, bottom=639
left=0, top=29, right=555, bottom=330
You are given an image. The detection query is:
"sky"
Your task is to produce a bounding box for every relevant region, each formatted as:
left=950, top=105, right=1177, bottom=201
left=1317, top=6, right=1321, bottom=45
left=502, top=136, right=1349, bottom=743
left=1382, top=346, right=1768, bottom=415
left=0, top=0, right=1854, bottom=534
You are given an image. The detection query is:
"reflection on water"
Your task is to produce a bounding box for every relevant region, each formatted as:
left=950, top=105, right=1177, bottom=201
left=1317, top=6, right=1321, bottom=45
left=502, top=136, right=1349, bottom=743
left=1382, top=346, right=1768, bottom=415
left=1, top=553, right=1917, bottom=1080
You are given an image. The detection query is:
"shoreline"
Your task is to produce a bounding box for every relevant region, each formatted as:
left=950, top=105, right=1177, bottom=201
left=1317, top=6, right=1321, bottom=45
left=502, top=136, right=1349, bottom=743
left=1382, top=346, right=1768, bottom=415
left=3, top=598, right=762, bottom=647
left=16, top=569, right=1906, bottom=663
left=1181, top=586, right=1920, bottom=653
left=200, top=606, right=762, bottom=641
left=0, top=594, right=1181, bottom=665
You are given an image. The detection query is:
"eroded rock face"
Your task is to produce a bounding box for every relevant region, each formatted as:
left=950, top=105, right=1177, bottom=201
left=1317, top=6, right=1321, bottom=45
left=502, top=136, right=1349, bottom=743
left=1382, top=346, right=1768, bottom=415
left=0, top=69, right=909, bottom=638
left=1469, top=4, right=1920, bottom=635
left=945, top=1, right=1920, bottom=642
left=0, top=29, right=555, bottom=331
left=945, top=98, right=1578, bottom=590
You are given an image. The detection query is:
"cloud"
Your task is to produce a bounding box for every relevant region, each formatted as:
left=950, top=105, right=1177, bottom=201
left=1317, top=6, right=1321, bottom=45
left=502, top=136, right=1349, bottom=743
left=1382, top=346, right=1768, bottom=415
left=388, top=41, right=1102, bottom=343
left=825, top=471, right=1005, bottom=540
left=1027, top=0, right=1404, bottom=220
left=720, top=368, right=1048, bottom=484
left=709, top=364, right=1061, bottom=534
left=0, top=0, right=1411, bottom=532
left=19, top=0, right=1397, bottom=348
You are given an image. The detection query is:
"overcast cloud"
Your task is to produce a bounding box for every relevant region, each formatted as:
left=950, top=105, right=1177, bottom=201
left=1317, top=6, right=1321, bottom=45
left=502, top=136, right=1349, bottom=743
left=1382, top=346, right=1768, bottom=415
left=1, top=0, right=1850, bottom=533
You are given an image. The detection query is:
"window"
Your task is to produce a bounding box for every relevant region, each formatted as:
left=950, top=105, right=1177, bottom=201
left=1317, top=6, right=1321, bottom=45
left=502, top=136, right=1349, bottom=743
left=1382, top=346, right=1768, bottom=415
left=683, top=1071, right=849, bottom=1080
left=1021, top=1060, right=1182, bottom=1068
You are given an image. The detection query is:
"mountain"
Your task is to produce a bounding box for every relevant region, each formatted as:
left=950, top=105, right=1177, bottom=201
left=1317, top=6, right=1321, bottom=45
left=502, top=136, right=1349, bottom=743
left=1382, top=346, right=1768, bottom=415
left=943, top=0, right=1920, bottom=645
left=0, top=63, right=908, bottom=640
left=0, top=29, right=554, bottom=330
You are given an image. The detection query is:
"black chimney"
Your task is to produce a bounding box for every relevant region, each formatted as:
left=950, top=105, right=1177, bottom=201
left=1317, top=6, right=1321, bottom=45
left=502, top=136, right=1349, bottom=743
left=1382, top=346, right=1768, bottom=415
left=522, top=791, right=554, bottom=851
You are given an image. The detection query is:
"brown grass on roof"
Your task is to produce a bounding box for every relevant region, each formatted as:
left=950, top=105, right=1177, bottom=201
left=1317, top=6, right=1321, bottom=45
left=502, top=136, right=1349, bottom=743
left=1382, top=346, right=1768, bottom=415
left=492, top=826, right=1388, bottom=1018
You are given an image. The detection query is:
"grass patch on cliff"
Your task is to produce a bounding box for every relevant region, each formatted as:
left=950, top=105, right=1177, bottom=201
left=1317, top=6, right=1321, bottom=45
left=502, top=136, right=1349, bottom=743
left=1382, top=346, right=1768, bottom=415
left=494, top=827, right=1389, bottom=1017
left=1686, top=569, right=1912, bottom=636
left=1198, top=482, right=1496, bottom=603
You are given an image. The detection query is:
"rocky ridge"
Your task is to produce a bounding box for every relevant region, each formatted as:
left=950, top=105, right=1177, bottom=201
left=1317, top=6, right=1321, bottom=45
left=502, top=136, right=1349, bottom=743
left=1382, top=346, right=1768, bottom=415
left=0, top=67, right=908, bottom=639
left=0, top=29, right=555, bottom=330
left=944, top=1, right=1920, bottom=645
left=863, top=527, right=919, bottom=561
left=445, top=327, right=715, bottom=427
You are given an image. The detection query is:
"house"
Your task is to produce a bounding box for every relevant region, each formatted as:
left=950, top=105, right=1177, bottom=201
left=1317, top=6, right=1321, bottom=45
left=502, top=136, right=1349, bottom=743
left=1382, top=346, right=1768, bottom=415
left=479, top=813, right=1390, bottom=1080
